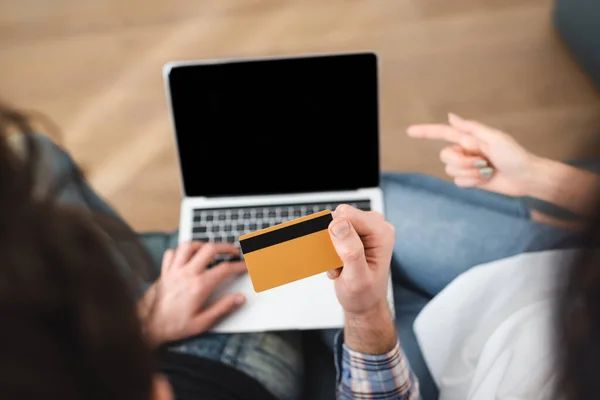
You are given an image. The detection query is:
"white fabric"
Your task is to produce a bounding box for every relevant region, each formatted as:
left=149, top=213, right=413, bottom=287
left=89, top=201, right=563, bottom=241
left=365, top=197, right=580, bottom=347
left=414, top=250, right=578, bottom=400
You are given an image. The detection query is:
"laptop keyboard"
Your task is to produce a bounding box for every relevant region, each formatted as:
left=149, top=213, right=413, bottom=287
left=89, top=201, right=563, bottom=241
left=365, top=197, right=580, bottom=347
left=191, top=200, right=371, bottom=264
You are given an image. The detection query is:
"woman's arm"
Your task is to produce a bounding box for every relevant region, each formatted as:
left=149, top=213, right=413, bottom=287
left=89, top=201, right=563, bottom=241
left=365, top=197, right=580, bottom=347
left=527, top=157, right=600, bottom=217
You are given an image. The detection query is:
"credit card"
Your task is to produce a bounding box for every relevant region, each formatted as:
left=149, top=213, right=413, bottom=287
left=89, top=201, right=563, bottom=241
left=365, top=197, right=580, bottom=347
left=239, top=210, right=342, bottom=292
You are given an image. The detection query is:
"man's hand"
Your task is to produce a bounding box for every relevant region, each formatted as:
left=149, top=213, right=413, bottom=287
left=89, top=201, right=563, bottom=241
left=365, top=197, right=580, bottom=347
left=327, top=205, right=397, bottom=354
left=407, top=113, right=539, bottom=197
left=139, top=241, right=247, bottom=348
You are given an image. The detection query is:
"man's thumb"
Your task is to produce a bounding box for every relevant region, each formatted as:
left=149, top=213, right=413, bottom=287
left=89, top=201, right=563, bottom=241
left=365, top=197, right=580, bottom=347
left=328, top=218, right=367, bottom=279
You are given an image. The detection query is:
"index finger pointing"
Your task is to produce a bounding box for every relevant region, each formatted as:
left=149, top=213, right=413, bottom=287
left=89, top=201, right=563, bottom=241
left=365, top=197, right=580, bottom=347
left=407, top=124, right=465, bottom=145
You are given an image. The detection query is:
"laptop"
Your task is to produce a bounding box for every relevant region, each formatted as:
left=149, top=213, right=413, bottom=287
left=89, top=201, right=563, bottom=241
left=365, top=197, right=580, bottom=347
left=163, top=52, right=394, bottom=333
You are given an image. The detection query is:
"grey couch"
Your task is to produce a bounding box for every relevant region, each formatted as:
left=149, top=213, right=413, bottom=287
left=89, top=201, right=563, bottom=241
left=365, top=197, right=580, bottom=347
left=554, top=0, right=600, bottom=89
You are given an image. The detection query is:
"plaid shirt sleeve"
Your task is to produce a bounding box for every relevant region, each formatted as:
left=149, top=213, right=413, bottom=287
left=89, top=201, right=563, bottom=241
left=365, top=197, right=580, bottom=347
left=334, top=330, right=420, bottom=399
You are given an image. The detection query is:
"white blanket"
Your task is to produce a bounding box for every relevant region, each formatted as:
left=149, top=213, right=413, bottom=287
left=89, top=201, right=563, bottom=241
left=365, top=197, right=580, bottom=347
left=414, top=250, right=578, bottom=400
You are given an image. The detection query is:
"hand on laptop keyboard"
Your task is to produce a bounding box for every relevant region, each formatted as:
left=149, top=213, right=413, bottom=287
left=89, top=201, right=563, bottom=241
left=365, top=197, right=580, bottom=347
left=191, top=200, right=371, bottom=266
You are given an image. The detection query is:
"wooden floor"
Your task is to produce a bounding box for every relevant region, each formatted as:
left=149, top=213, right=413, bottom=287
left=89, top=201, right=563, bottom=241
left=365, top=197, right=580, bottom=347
left=1, top=0, right=599, bottom=231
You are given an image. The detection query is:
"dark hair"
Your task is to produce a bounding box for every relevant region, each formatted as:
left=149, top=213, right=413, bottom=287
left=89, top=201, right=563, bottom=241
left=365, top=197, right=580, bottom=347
left=558, top=206, right=600, bottom=400
left=0, top=103, right=155, bottom=399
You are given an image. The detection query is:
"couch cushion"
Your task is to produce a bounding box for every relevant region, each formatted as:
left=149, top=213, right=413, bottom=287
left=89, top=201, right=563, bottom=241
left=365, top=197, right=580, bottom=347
left=554, top=0, right=600, bottom=88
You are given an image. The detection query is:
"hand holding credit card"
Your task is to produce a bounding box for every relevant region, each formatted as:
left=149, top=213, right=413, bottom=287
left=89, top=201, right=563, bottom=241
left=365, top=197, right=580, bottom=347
left=239, top=210, right=342, bottom=292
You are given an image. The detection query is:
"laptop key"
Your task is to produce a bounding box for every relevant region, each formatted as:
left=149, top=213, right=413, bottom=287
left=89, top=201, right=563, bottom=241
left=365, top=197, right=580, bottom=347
left=224, top=224, right=232, bottom=232
left=206, top=215, right=214, bottom=222
left=236, top=223, right=245, bottom=231
left=193, top=226, right=207, bottom=234
left=211, top=225, right=220, bottom=233
left=210, top=254, right=233, bottom=268
left=356, top=201, right=371, bottom=210
left=226, top=235, right=236, bottom=243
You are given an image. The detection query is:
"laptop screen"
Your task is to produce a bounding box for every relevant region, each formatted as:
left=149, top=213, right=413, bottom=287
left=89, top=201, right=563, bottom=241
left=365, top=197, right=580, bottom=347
left=166, top=52, right=379, bottom=198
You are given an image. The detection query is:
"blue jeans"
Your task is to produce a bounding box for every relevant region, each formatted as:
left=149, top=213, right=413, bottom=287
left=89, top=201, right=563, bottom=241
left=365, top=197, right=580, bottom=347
left=28, top=134, right=580, bottom=400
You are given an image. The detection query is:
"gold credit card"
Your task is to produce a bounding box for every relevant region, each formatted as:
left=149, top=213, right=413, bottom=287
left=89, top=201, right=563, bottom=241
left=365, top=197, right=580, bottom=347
left=239, top=210, right=342, bottom=293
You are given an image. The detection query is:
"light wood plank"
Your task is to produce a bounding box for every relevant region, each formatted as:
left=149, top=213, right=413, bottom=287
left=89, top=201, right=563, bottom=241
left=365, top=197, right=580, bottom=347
left=0, top=0, right=598, bottom=231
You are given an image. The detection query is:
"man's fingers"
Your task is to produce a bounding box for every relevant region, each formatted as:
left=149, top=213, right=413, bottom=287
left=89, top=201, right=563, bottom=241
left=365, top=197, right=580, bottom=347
left=162, top=249, right=175, bottom=273
left=202, top=261, right=247, bottom=290
left=407, top=124, right=464, bottom=144
left=191, top=293, right=246, bottom=333
left=172, top=241, right=204, bottom=268
left=328, top=218, right=368, bottom=281
left=327, top=267, right=343, bottom=280
left=440, top=145, right=488, bottom=169
left=188, top=242, right=241, bottom=273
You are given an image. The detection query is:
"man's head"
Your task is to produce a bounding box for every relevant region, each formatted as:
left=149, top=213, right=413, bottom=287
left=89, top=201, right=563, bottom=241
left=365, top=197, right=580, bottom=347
left=0, top=104, right=170, bottom=399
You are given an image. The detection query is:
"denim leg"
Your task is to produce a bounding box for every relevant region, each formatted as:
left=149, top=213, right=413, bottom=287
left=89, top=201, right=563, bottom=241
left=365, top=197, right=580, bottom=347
left=18, top=133, right=124, bottom=219
left=381, top=172, right=581, bottom=296
left=137, top=231, right=180, bottom=272
left=169, top=332, right=303, bottom=400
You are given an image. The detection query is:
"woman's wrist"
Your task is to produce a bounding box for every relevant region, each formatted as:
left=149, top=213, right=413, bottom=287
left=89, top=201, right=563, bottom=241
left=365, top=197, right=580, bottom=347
left=523, top=155, right=600, bottom=216
left=521, top=155, right=556, bottom=199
